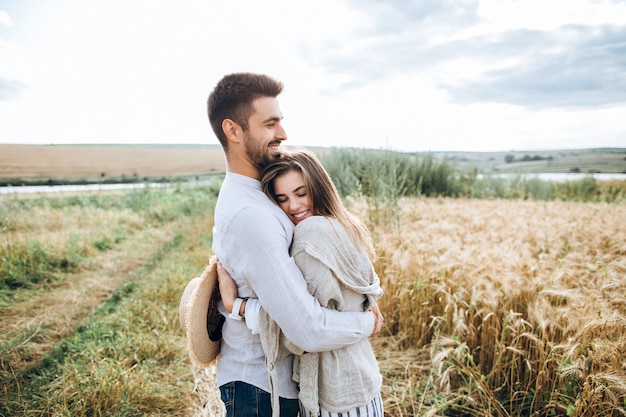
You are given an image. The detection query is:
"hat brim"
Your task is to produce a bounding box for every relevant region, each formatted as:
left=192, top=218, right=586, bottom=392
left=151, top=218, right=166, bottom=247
left=179, top=256, right=222, bottom=367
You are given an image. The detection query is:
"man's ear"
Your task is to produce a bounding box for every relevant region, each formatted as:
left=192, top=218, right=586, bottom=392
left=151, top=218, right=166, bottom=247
left=222, top=119, right=242, bottom=143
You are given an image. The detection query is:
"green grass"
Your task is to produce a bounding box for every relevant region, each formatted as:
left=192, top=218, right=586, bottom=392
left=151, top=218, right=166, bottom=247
left=18, top=234, right=204, bottom=416
left=1, top=184, right=220, bottom=416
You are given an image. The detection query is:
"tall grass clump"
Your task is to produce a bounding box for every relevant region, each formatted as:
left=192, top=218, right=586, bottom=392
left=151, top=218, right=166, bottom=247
left=321, top=148, right=459, bottom=199
left=320, top=148, right=460, bottom=229
left=0, top=240, right=73, bottom=290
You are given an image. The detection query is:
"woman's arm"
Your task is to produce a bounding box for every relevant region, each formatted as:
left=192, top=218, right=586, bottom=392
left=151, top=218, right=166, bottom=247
left=217, top=260, right=262, bottom=333
left=216, top=260, right=241, bottom=315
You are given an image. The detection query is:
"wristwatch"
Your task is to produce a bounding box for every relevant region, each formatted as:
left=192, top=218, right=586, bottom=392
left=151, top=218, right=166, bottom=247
left=229, top=298, right=246, bottom=321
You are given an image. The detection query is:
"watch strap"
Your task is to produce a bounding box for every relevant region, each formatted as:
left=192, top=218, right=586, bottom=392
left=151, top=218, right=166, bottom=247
left=229, top=297, right=246, bottom=321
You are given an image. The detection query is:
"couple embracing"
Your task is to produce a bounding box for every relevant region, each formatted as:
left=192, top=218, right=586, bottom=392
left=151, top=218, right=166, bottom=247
left=184, top=72, right=384, bottom=417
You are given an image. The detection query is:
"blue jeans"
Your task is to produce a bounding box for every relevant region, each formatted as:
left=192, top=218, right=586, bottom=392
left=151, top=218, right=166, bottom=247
left=220, top=381, right=300, bottom=417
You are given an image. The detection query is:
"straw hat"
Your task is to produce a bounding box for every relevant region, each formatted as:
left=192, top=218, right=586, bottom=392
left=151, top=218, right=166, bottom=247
left=179, top=255, right=224, bottom=367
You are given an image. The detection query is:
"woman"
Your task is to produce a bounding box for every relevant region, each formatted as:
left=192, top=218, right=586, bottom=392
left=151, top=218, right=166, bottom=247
left=218, top=149, right=383, bottom=417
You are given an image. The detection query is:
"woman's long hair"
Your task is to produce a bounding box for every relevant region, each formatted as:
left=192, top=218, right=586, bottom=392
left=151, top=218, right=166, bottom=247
left=261, top=149, right=375, bottom=260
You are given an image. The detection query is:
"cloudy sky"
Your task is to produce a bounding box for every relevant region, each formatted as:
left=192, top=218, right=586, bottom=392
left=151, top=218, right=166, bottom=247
left=0, top=0, right=625, bottom=152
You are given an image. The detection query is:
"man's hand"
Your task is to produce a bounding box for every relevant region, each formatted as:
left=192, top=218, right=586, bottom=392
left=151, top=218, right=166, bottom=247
left=216, top=260, right=238, bottom=314
left=369, top=303, right=384, bottom=337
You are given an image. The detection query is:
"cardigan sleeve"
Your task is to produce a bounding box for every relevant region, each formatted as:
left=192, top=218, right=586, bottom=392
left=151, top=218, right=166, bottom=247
left=293, top=250, right=347, bottom=310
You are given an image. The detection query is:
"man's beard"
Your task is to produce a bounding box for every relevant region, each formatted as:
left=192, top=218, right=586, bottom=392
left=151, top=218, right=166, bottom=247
left=243, top=132, right=280, bottom=170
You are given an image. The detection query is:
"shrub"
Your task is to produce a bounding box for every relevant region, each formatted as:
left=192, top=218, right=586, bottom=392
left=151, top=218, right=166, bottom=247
left=320, top=148, right=459, bottom=199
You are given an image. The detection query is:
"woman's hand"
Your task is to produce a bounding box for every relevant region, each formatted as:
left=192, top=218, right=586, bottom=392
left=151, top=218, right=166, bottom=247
left=369, top=303, right=384, bottom=337
left=216, top=260, right=238, bottom=314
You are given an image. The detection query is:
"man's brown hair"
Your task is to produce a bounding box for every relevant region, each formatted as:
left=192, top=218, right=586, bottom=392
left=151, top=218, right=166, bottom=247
left=207, top=72, right=284, bottom=151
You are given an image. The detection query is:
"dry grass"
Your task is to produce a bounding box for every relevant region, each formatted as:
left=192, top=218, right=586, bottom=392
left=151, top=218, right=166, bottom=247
left=188, top=197, right=625, bottom=416
left=190, top=365, right=226, bottom=417
left=361, top=198, right=626, bottom=416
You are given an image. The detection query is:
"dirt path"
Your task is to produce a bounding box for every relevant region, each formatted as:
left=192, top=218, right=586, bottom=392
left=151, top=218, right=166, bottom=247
left=0, top=224, right=176, bottom=373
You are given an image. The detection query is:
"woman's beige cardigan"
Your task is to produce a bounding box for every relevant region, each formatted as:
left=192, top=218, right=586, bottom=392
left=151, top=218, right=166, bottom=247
left=259, top=216, right=383, bottom=417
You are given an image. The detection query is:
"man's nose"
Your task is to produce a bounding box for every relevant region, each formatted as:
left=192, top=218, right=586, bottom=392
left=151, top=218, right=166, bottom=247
left=276, top=124, right=287, bottom=141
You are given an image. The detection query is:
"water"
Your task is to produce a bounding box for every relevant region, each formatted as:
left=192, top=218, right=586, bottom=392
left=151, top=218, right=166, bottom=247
left=1, top=173, right=624, bottom=195
left=476, top=173, right=626, bottom=182
left=0, top=182, right=172, bottom=195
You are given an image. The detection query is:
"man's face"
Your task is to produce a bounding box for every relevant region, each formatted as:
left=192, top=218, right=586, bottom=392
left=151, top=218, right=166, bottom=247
left=242, top=96, right=287, bottom=170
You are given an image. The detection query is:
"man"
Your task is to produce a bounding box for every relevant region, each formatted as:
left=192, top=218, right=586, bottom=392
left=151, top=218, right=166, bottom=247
left=207, top=72, right=383, bottom=417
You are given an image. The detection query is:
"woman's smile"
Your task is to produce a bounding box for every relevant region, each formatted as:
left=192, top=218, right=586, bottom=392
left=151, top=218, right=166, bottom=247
left=273, top=170, right=313, bottom=224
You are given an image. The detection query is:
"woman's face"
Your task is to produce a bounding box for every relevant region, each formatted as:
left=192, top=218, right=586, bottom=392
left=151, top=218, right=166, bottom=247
left=273, top=170, right=312, bottom=224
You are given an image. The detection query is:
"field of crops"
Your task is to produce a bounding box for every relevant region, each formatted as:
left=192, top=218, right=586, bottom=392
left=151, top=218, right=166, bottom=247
left=1, top=186, right=625, bottom=416
left=363, top=197, right=626, bottom=416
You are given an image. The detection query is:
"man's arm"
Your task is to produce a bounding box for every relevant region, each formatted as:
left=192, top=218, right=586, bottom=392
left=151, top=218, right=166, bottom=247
left=219, top=208, right=375, bottom=352
left=217, top=264, right=383, bottom=340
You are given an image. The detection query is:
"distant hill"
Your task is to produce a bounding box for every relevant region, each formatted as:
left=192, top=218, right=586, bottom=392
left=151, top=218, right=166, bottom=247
left=425, top=148, right=626, bottom=174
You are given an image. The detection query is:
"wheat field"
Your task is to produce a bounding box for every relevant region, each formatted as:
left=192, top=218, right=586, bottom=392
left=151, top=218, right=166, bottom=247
left=361, top=198, right=626, bottom=416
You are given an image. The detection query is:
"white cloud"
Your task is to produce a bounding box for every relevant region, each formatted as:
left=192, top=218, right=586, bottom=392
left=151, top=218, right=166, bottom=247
left=0, top=10, right=12, bottom=26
